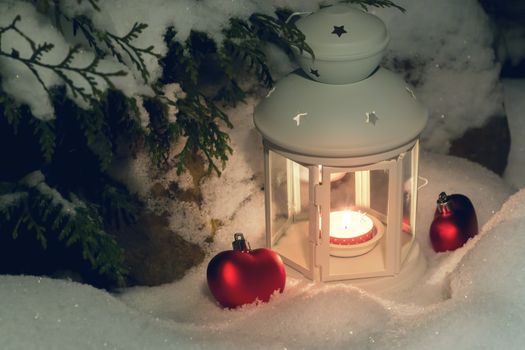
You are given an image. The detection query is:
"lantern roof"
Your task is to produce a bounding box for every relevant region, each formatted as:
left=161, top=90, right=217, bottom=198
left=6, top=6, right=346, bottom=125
left=295, top=5, right=388, bottom=62
left=253, top=68, right=428, bottom=158
left=291, top=5, right=390, bottom=84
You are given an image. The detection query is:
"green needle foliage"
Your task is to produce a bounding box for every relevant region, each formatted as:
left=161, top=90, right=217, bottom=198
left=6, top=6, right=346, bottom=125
left=0, top=16, right=127, bottom=104
left=0, top=0, right=402, bottom=288
left=341, top=0, right=405, bottom=12
left=0, top=172, right=127, bottom=287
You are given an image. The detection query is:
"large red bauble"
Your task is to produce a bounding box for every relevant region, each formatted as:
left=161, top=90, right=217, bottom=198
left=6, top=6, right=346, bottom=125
left=207, top=234, right=286, bottom=308
left=429, top=192, right=478, bottom=252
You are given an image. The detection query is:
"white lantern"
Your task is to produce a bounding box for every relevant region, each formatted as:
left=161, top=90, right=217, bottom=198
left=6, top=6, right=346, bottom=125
left=253, top=5, right=428, bottom=282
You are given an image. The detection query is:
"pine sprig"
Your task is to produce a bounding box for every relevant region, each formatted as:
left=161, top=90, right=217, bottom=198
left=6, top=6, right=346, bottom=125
left=83, top=0, right=101, bottom=11
left=99, top=183, right=141, bottom=229
left=0, top=15, right=127, bottom=105
left=29, top=117, right=56, bottom=163
left=249, top=13, right=314, bottom=59
left=0, top=88, right=22, bottom=132
left=70, top=15, right=103, bottom=55
left=221, top=18, right=275, bottom=88
left=99, top=22, right=161, bottom=83
left=158, top=9, right=314, bottom=175
left=175, top=93, right=233, bottom=175
left=0, top=172, right=127, bottom=286
left=65, top=14, right=161, bottom=83
left=339, top=0, right=406, bottom=12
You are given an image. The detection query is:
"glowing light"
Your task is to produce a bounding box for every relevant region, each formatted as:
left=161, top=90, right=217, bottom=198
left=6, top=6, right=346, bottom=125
left=329, top=210, right=375, bottom=245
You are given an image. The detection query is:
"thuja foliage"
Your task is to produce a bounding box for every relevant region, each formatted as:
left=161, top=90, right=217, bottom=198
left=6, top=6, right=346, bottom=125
left=0, top=84, right=142, bottom=287
left=0, top=0, right=402, bottom=288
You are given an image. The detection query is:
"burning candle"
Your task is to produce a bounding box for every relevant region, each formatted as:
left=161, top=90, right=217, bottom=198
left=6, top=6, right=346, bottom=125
left=329, top=210, right=375, bottom=245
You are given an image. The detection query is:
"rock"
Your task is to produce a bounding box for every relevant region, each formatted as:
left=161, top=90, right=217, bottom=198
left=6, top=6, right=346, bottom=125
left=449, top=115, right=510, bottom=175
left=150, top=182, right=169, bottom=198
left=113, top=212, right=205, bottom=286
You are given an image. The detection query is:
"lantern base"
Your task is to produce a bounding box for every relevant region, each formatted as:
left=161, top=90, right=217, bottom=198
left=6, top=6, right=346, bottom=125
left=284, top=241, right=426, bottom=293
left=344, top=241, right=426, bottom=293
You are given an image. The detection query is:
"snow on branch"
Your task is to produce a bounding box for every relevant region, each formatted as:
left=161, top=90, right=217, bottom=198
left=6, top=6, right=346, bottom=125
left=341, top=0, right=406, bottom=12
left=0, top=15, right=126, bottom=106
left=67, top=15, right=161, bottom=83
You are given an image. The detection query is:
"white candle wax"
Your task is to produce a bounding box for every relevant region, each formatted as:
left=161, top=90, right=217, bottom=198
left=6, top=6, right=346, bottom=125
left=330, top=210, right=374, bottom=239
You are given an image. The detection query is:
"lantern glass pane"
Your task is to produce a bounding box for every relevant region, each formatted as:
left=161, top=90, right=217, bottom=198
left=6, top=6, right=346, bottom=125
left=402, top=150, right=414, bottom=235
left=329, top=172, right=356, bottom=211
left=370, top=170, right=389, bottom=219
left=325, top=167, right=389, bottom=279
left=328, top=169, right=389, bottom=220
left=269, top=150, right=311, bottom=271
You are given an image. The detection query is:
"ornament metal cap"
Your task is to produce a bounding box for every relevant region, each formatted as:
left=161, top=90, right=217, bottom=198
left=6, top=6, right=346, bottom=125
left=232, top=233, right=251, bottom=251
left=436, top=192, right=451, bottom=215
left=437, top=192, right=448, bottom=204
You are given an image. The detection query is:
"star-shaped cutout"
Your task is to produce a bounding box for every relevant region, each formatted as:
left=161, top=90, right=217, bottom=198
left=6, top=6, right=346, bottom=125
left=365, top=111, right=379, bottom=125
left=331, top=25, right=347, bottom=37
left=293, top=112, right=308, bottom=126
left=310, top=69, right=320, bottom=78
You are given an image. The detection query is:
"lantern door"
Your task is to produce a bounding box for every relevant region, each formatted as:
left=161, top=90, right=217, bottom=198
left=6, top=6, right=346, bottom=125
left=315, top=159, right=401, bottom=281
left=265, top=147, right=316, bottom=279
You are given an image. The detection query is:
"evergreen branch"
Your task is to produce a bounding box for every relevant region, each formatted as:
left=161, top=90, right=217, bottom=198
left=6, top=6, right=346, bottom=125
left=249, top=13, right=315, bottom=59
left=0, top=173, right=127, bottom=286
left=0, top=82, right=22, bottom=132
left=30, top=42, right=54, bottom=61
left=213, top=80, right=246, bottom=107
left=174, top=93, right=233, bottom=175
left=84, top=0, right=101, bottom=11
left=100, top=22, right=161, bottom=83
left=0, top=16, right=127, bottom=105
left=31, top=0, right=100, bottom=13
left=99, top=183, right=141, bottom=229
left=339, top=0, right=405, bottom=12
left=66, top=15, right=161, bottom=83
left=70, top=15, right=103, bottom=55
left=74, top=106, right=113, bottom=171
left=29, top=117, right=56, bottom=163
left=143, top=96, right=180, bottom=168
left=221, top=18, right=274, bottom=88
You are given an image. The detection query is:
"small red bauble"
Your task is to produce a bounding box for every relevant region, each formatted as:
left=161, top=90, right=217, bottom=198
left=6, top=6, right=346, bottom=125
left=207, top=233, right=286, bottom=308
left=429, top=192, right=478, bottom=252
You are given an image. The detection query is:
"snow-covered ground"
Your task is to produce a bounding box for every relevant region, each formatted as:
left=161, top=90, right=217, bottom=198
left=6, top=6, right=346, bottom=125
left=1, top=90, right=523, bottom=349
left=2, top=0, right=525, bottom=349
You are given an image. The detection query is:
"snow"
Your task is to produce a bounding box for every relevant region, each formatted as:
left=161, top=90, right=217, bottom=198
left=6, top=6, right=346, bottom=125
left=0, top=1, right=67, bottom=120
left=2, top=1, right=525, bottom=348
left=0, top=192, right=26, bottom=209
left=0, top=94, right=521, bottom=349
left=20, top=171, right=78, bottom=215
left=503, top=79, right=525, bottom=190
left=374, top=0, right=503, bottom=152
left=0, top=0, right=323, bottom=120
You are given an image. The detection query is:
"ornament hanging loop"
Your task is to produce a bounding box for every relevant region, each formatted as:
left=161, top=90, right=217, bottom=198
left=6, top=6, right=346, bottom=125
left=232, top=233, right=251, bottom=252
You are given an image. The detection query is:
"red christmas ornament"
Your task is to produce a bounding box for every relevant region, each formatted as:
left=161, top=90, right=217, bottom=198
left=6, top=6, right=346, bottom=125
left=207, top=233, right=286, bottom=308
left=429, top=192, right=478, bottom=252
